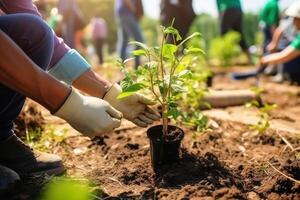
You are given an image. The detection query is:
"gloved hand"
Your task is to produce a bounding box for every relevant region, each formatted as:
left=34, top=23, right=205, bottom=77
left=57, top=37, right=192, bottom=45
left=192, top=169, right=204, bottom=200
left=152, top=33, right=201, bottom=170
left=103, top=84, right=160, bottom=127
left=54, top=88, right=122, bottom=138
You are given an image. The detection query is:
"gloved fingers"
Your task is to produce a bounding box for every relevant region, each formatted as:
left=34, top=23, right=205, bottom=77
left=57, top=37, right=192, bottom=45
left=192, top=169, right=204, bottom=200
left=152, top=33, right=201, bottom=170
left=111, top=117, right=122, bottom=129
left=138, top=94, right=156, bottom=105
left=144, top=110, right=161, bottom=121
left=106, top=105, right=123, bottom=119
left=145, top=107, right=161, bottom=120
left=132, top=118, right=148, bottom=127
left=137, top=114, right=154, bottom=124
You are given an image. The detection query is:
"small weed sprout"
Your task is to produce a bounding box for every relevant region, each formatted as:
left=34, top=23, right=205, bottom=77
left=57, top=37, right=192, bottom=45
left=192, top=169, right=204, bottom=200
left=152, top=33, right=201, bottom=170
left=26, top=125, right=67, bottom=152
left=245, top=101, right=277, bottom=134
left=118, top=25, right=209, bottom=137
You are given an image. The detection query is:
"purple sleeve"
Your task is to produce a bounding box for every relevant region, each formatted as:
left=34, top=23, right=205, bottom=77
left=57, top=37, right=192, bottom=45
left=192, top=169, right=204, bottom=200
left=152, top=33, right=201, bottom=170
left=0, top=0, right=70, bottom=68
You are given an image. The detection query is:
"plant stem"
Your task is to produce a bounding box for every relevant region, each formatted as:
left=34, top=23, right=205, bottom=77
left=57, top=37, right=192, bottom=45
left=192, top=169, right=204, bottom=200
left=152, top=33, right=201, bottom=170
left=147, top=55, right=163, bottom=105
left=162, top=103, right=168, bottom=136
left=160, top=30, right=168, bottom=136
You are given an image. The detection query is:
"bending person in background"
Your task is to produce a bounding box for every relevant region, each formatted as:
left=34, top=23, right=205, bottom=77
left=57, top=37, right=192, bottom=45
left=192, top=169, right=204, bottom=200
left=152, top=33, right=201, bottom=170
left=265, top=16, right=298, bottom=82
left=115, top=0, right=144, bottom=69
left=216, top=0, right=251, bottom=63
left=259, top=2, right=300, bottom=85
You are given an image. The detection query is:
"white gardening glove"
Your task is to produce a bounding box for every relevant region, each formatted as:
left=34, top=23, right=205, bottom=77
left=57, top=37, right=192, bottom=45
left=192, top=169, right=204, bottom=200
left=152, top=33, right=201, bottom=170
left=54, top=88, right=122, bottom=138
left=103, top=84, right=160, bottom=127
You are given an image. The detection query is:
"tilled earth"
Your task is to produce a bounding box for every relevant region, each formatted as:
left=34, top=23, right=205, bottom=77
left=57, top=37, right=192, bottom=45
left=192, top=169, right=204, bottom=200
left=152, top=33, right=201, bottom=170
left=4, top=68, right=300, bottom=200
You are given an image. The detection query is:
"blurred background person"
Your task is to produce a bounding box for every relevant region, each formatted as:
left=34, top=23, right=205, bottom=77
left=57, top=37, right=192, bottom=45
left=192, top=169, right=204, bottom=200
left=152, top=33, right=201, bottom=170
left=259, top=0, right=280, bottom=53
left=115, top=0, right=144, bottom=69
left=259, top=1, right=300, bottom=85
left=91, top=14, right=108, bottom=65
left=216, top=0, right=251, bottom=63
left=58, top=0, right=86, bottom=49
left=160, top=0, right=196, bottom=44
left=266, top=16, right=298, bottom=82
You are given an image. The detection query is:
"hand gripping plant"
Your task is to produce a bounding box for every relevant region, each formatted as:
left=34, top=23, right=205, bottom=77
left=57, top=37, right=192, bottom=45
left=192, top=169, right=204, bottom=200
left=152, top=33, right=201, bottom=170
left=118, top=25, right=207, bottom=170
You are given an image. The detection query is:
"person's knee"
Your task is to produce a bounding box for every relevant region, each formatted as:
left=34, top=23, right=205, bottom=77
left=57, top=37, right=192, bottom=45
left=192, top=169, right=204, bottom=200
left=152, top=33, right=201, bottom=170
left=1, top=14, right=54, bottom=70
left=0, top=14, right=53, bottom=54
left=19, top=14, right=53, bottom=48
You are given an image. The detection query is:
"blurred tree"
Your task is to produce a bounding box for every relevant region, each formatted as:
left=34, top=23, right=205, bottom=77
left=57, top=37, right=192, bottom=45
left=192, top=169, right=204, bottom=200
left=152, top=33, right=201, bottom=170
left=189, top=13, right=219, bottom=53
left=209, top=31, right=242, bottom=67
left=243, top=12, right=259, bottom=46
left=140, top=17, right=159, bottom=46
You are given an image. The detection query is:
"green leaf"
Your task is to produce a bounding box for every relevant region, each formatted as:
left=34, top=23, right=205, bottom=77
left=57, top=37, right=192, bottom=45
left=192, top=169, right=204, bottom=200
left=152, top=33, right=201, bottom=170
left=260, top=103, right=277, bottom=113
left=123, top=57, right=135, bottom=64
left=132, top=49, right=147, bottom=56
left=184, top=47, right=205, bottom=55
left=164, top=27, right=182, bottom=41
left=120, top=76, right=134, bottom=90
left=169, top=101, right=178, bottom=107
left=162, top=44, right=177, bottom=60
left=178, top=70, right=192, bottom=79
left=171, top=84, right=185, bottom=93
left=178, top=32, right=201, bottom=47
left=117, top=83, right=145, bottom=99
left=144, top=61, right=158, bottom=72
left=167, top=107, right=181, bottom=119
left=117, top=91, right=137, bottom=99
left=129, top=41, right=149, bottom=51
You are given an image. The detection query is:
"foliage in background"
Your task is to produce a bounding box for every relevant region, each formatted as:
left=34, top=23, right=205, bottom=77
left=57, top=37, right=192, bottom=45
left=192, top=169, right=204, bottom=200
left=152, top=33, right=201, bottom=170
left=39, top=1, right=261, bottom=58
left=243, top=12, right=259, bottom=46
left=118, top=25, right=209, bottom=135
left=25, top=125, right=67, bottom=152
left=209, top=31, right=242, bottom=67
left=141, top=17, right=159, bottom=47
left=41, top=177, right=101, bottom=200
left=189, top=13, right=219, bottom=53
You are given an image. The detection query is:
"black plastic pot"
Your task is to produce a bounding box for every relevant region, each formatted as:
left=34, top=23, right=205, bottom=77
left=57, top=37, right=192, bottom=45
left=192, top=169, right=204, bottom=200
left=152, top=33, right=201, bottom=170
left=147, top=125, right=184, bottom=171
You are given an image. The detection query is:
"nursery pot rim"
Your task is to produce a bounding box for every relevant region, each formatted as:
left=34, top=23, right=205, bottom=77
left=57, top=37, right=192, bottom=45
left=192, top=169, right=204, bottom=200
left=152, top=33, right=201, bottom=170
left=147, top=124, right=184, bottom=143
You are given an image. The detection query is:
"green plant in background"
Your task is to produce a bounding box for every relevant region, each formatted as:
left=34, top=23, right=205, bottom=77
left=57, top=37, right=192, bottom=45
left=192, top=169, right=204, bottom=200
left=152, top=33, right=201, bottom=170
left=25, top=125, right=67, bottom=152
left=189, top=13, right=219, bottom=53
left=179, top=55, right=210, bottom=133
left=209, top=31, right=242, bottom=67
left=118, top=25, right=209, bottom=136
left=243, top=12, right=259, bottom=46
left=141, top=17, right=159, bottom=47
left=41, top=177, right=101, bottom=200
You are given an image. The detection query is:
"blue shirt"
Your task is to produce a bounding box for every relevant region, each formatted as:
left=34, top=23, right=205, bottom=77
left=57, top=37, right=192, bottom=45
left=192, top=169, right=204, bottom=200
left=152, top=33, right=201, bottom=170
left=115, top=0, right=134, bottom=16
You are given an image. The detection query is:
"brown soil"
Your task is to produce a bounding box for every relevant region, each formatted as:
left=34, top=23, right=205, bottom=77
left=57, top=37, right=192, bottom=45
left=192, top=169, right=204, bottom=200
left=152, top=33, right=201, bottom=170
left=3, top=67, right=300, bottom=200
left=13, top=100, right=45, bottom=138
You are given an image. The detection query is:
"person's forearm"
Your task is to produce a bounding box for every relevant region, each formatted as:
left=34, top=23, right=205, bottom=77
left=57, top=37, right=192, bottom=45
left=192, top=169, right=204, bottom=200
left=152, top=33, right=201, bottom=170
left=261, top=46, right=300, bottom=65
left=271, top=27, right=283, bottom=48
left=73, top=69, right=112, bottom=98
left=0, top=31, right=70, bottom=112
left=270, top=26, right=277, bottom=35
